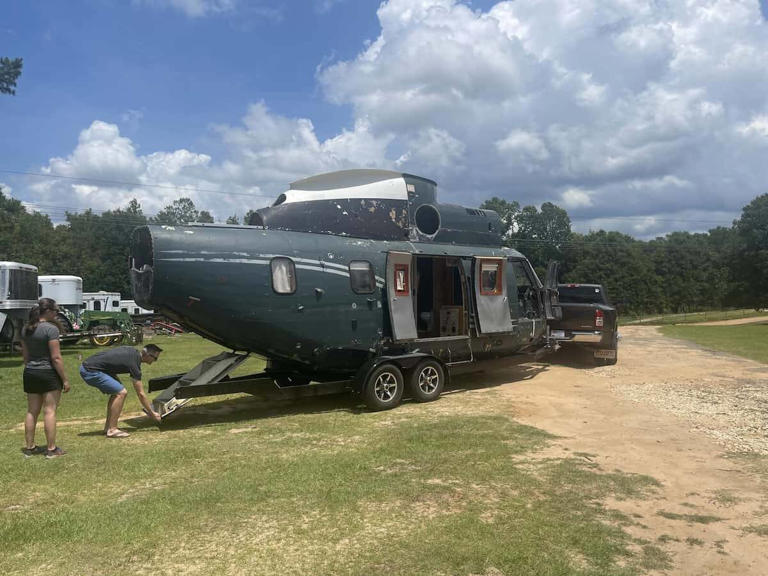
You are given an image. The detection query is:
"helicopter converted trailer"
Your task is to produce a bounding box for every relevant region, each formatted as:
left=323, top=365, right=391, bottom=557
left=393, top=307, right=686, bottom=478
left=130, top=170, right=560, bottom=412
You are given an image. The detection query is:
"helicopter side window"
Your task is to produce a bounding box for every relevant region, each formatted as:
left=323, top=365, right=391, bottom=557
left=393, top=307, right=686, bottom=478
left=271, top=257, right=296, bottom=294
left=349, top=261, right=375, bottom=294
left=479, top=259, right=502, bottom=296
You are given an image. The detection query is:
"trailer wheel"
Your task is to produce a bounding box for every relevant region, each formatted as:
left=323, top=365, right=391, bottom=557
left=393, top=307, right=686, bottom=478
left=363, top=363, right=404, bottom=411
left=408, top=359, right=444, bottom=403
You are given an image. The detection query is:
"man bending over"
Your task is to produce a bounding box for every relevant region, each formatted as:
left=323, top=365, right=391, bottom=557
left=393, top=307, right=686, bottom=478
left=79, top=344, right=163, bottom=437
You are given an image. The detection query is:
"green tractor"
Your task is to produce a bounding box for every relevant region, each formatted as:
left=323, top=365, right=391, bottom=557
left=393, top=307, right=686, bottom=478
left=58, top=308, right=143, bottom=347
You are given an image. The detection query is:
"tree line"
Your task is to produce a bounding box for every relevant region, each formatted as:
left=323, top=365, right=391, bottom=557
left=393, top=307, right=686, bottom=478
left=1, top=187, right=766, bottom=314
left=480, top=195, right=768, bottom=314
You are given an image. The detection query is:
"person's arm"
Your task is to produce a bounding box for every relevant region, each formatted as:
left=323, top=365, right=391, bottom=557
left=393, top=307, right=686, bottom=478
left=48, top=339, right=70, bottom=393
left=21, top=340, right=29, bottom=365
left=132, top=379, right=161, bottom=422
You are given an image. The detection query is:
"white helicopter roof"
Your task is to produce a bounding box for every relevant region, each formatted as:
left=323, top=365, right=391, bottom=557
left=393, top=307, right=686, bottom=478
left=279, top=170, right=408, bottom=205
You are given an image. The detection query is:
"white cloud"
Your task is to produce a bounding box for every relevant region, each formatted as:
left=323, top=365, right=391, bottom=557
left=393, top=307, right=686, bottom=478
left=738, top=115, right=768, bottom=139
left=496, top=130, right=550, bottom=162
left=26, top=0, right=768, bottom=236
left=561, top=188, right=593, bottom=209
left=315, top=0, right=768, bottom=232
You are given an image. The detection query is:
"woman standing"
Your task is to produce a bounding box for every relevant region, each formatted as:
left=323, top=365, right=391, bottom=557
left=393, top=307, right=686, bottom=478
left=21, top=298, right=70, bottom=458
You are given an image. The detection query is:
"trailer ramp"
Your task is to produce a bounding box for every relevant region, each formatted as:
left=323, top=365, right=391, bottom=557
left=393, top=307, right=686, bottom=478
left=150, top=352, right=250, bottom=416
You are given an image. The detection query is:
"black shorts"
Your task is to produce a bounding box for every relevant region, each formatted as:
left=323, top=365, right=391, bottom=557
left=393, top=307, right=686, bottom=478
left=23, top=368, right=63, bottom=394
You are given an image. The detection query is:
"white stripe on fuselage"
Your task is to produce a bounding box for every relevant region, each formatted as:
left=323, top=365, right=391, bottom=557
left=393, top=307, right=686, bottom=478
left=157, top=257, right=384, bottom=286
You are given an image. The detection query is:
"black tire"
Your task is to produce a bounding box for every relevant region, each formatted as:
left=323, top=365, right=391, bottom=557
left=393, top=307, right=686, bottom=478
left=407, top=359, right=445, bottom=402
left=363, top=363, right=404, bottom=411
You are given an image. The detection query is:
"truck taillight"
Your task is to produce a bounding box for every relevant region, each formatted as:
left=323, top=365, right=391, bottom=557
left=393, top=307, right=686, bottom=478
left=595, top=309, right=604, bottom=327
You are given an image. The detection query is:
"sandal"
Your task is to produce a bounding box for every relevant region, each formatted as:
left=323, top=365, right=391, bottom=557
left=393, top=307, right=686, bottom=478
left=106, top=430, right=130, bottom=438
left=21, top=445, right=47, bottom=457
left=45, top=446, right=66, bottom=459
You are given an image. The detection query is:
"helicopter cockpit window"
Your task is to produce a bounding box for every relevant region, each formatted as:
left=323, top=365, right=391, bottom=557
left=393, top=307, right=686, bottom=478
left=349, top=260, right=375, bottom=294
left=271, top=257, right=296, bottom=294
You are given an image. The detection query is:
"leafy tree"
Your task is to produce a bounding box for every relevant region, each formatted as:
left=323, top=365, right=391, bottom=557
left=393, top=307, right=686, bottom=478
left=151, top=198, right=216, bottom=225
left=0, top=187, right=57, bottom=269
left=562, top=231, right=663, bottom=315
left=226, top=215, right=240, bottom=225
left=510, top=202, right=572, bottom=274
left=152, top=197, right=200, bottom=225
left=734, top=193, right=768, bottom=308
left=479, top=197, right=519, bottom=238
left=243, top=209, right=259, bottom=225
left=0, top=57, right=23, bottom=95
left=55, top=199, right=147, bottom=295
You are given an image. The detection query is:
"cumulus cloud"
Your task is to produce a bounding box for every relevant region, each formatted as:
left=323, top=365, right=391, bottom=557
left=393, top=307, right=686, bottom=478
left=316, top=0, right=768, bottom=235
left=28, top=0, right=768, bottom=237
left=32, top=121, right=224, bottom=217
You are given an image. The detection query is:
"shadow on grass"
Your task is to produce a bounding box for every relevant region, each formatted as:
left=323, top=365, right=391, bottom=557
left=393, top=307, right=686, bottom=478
left=123, top=363, right=550, bottom=431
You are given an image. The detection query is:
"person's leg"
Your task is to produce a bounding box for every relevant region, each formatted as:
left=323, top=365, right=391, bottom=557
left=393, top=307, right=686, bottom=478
left=80, top=369, right=126, bottom=435
left=42, top=389, right=61, bottom=451
left=106, top=388, right=128, bottom=436
left=24, top=394, right=44, bottom=449
left=104, top=395, right=117, bottom=433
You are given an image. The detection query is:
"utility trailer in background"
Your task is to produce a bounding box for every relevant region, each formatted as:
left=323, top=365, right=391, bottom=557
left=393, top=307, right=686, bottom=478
left=0, top=262, right=38, bottom=351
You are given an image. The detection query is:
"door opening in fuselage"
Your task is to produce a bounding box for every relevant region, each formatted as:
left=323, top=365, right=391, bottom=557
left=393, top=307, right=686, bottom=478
left=414, top=256, right=467, bottom=339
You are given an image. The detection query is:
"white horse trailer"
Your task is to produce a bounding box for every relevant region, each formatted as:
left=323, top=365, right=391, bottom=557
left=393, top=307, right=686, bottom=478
left=82, top=291, right=122, bottom=312
left=0, top=261, right=38, bottom=347
left=38, top=275, right=83, bottom=316
left=119, top=299, right=154, bottom=316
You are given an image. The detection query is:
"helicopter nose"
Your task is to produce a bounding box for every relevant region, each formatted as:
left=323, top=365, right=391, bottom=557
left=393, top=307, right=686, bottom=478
left=130, top=226, right=155, bottom=309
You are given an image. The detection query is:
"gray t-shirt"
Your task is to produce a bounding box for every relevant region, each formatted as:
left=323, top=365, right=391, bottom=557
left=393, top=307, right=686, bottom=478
left=82, top=346, right=142, bottom=381
left=23, top=322, right=60, bottom=370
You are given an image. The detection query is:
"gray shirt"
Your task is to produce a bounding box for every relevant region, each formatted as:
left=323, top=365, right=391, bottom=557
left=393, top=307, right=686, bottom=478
left=23, top=322, right=60, bottom=370
left=82, top=346, right=142, bottom=381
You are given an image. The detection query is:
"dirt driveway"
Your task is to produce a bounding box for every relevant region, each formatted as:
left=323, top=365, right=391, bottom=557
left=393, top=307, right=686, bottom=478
left=447, top=325, right=768, bottom=575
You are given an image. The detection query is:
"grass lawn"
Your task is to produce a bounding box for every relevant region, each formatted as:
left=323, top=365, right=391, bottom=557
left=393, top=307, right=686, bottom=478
left=1, top=335, right=665, bottom=575
left=660, top=324, right=768, bottom=364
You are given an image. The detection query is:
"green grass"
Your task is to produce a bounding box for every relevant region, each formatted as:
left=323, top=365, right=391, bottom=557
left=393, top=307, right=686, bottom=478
left=660, top=324, right=768, bottom=364
left=623, top=309, right=768, bottom=326
left=1, top=335, right=666, bottom=575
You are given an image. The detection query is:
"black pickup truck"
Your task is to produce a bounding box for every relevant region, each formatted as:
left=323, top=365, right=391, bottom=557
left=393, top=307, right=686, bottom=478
left=550, top=284, right=618, bottom=365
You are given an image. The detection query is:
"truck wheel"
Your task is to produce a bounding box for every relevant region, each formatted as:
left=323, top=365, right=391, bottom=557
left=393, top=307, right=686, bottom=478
left=408, top=359, right=444, bottom=402
left=363, top=363, right=404, bottom=411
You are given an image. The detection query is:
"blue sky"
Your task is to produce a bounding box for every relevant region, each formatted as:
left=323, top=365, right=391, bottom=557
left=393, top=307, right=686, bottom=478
left=2, top=1, right=381, bottom=168
left=2, top=0, right=768, bottom=238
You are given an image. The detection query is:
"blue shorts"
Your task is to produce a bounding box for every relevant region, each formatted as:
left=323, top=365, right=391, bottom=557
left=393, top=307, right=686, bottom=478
left=79, top=365, right=125, bottom=395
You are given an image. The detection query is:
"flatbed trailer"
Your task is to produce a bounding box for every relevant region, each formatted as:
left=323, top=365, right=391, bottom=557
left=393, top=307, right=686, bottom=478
left=148, top=352, right=352, bottom=417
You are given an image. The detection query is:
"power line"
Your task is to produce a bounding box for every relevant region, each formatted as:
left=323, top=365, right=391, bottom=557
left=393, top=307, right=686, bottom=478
left=0, top=168, right=275, bottom=199
left=3, top=168, right=743, bottom=227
